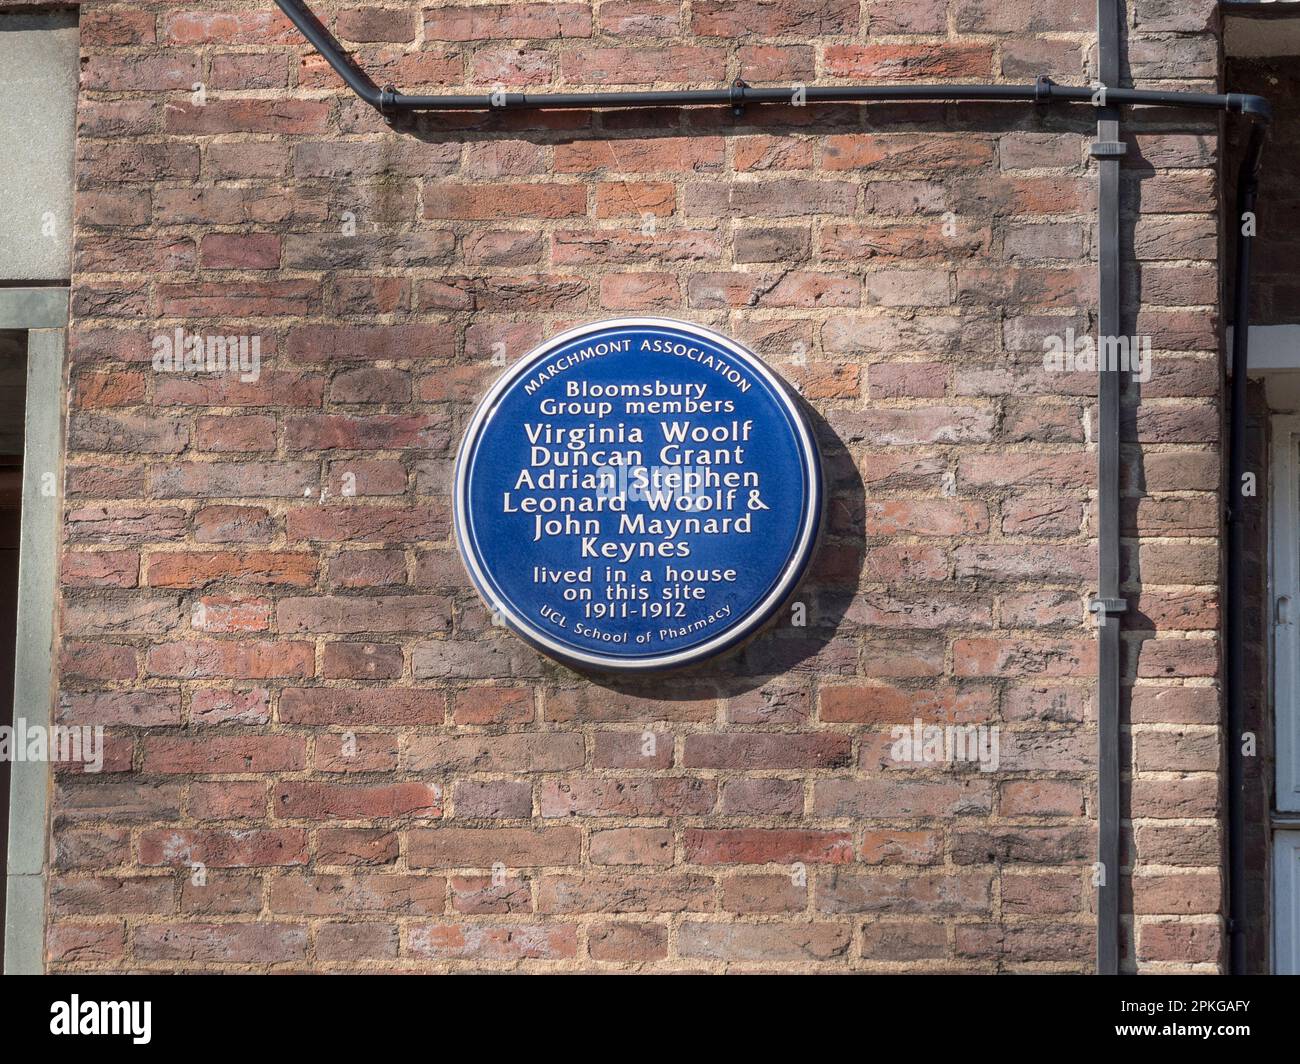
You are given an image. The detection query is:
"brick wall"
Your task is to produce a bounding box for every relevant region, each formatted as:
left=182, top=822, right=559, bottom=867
left=46, top=0, right=1227, bottom=972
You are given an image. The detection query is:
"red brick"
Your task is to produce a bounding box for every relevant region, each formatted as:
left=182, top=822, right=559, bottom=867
left=450, top=874, right=532, bottom=913
left=189, top=780, right=267, bottom=820
left=57, top=690, right=179, bottom=728
left=452, top=686, right=535, bottom=725
left=425, top=183, right=586, bottom=220
left=165, top=100, right=330, bottom=136
left=82, top=8, right=157, bottom=45
left=189, top=591, right=269, bottom=634
left=953, top=638, right=1097, bottom=677
left=721, top=874, right=806, bottom=914
left=820, top=684, right=995, bottom=724
left=815, top=779, right=993, bottom=818
left=694, top=0, right=857, bottom=35
left=685, top=829, right=853, bottom=865
left=145, top=551, right=317, bottom=588
left=145, top=641, right=315, bottom=680
left=62, top=550, right=139, bottom=588
left=678, top=922, right=850, bottom=962
left=537, top=874, right=711, bottom=914
left=825, top=134, right=995, bottom=172
left=406, top=827, right=581, bottom=869
left=561, top=47, right=727, bottom=85
left=683, top=734, right=850, bottom=769
left=452, top=781, right=533, bottom=820
left=60, top=642, right=138, bottom=682
left=404, top=733, right=583, bottom=773
left=540, top=779, right=714, bottom=818
left=719, top=778, right=803, bottom=816
left=199, top=233, right=281, bottom=269
left=1140, top=921, right=1220, bottom=964
left=287, top=505, right=448, bottom=544
left=864, top=500, right=988, bottom=536
left=275, top=781, right=442, bottom=819
left=195, top=415, right=277, bottom=453
left=817, top=871, right=991, bottom=915
left=279, top=688, right=445, bottom=726
left=426, top=4, right=591, bottom=40
left=337, top=6, right=419, bottom=42
left=49, top=922, right=127, bottom=964
left=407, top=922, right=576, bottom=961
left=824, top=44, right=994, bottom=79
left=142, top=735, right=305, bottom=774
left=600, top=1, right=680, bottom=35
left=588, top=920, right=667, bottom=962
left=286, top=324, right=456, bottom=363
left=138, top=828, right=308, bottom=868
left=737, top=45, right=815, bottom=81
left=317, top=828, right=400, bottom=866
left=591, top=828, right=674, bottom=866
left=322, top=642, right=404, bottom=680
left=861, top=830, right=944, bottom=866
left=134, top=922, right=306, bottom=964
left=189, top=595, right=272, bottom=635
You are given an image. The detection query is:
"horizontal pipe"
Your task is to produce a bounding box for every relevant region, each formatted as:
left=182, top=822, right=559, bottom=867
left=275, top=0, right=1270, bottom=123
left=383, top=84, right=1271, bottom=119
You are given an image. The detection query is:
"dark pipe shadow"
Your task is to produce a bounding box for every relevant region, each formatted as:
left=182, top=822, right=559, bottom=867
left=387, top=98, right=1099, bottom=146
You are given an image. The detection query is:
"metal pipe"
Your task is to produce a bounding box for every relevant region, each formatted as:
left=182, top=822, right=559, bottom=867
left=273, top=0, right=1270, bottom=121
left=1227, top=121, right=1269, bottom=975
left=1093, top=0, right=1123, bottom=978
left=380, top=84, right=1269, bottom=114
left=276, top=0, right=383, bottom=106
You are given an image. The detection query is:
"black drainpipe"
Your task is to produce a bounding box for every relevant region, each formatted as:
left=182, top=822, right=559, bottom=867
left=272, top=0, right=1270, bottom=973
left=1227, top=120, right=1268, bottom=975
left=274, top=0, right=1265, bottom=121
left=1093, top=0, right=1124, bottom=977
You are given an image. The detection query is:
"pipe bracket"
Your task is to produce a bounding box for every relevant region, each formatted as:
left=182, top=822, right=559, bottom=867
left=1090, top=141, right=1127, bottom=158
left=730, top=78, right=748, bottom=117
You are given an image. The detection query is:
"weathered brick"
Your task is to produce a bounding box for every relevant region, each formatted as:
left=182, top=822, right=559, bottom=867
left=684, top=829, right=853, bottom=865
left=406, top=827, right=581, bottom=869
left=678, top=922, right=851, bottom=962
left=145, top=641, right=315, bottom=680
left=279, top=688, right=444, bottom=726
left=274, top=781, right=442, bottom=819
left=134, top=922, right=306, bottom=964
left=404, top=733, right=583, bottom=773
left=138, top=828, right=308, bottom=868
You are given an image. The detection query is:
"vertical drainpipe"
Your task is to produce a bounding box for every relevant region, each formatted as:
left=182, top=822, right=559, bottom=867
left=1226, top=121, right=1267, bottom=976
left=1092, top=0, right=1126, bottom=976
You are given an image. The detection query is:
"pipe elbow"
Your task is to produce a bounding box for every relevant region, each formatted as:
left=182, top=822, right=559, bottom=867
left=1229, top=93, right=1273, bottom=125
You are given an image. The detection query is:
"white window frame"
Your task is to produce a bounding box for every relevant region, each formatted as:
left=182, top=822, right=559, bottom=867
left=0, top=288, right=66, bottom=975
left=1270, top=414, right=1300, bottom=815
left=1275, top=832, right=1300, bottom=975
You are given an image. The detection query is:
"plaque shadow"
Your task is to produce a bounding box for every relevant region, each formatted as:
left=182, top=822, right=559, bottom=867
left=543, top=402, right=865, bottom=709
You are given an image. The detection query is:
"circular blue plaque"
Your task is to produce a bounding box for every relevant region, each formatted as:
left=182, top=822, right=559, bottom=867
left=454, top=317, right=821, bottom=672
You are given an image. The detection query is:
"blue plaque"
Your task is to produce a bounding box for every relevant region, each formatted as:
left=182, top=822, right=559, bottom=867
left=454, top=317, right=822, bottom=671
